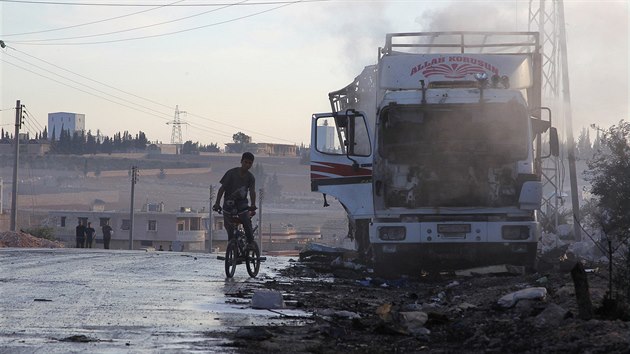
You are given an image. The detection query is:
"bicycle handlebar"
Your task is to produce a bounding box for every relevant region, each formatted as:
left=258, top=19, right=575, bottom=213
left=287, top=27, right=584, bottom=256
left=213, top=206, right=256, bottom=218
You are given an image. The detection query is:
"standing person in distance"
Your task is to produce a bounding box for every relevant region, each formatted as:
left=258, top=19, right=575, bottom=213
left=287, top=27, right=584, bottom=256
left=85, top=222, right=96, bottom=248
left=75, top=220, right=86, bottom=248
left=213, top=152, right=257, bottom=244
left=102, top=223, right=113, bottom=249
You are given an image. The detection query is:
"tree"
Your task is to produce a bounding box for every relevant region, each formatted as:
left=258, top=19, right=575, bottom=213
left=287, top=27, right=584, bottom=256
left=584, top=119, right=630, bottom=310
left=577, top=127, right=593, bottom=160
left=232, top=132, right=251, bottom=145
left=181, top=140, right=199, bottom=155
left=201, top=142, right=220, bottom=153
left=102, top=136, right=113, bottom=155
left=586, top=120, right=630, bottom=238
left=135, top=131, right=148, bottom=150
left=57, top=128, right=71, bottom=154
left=86, top=130, right=97, bottom=154
left=71, top=131, right=85, bottom=155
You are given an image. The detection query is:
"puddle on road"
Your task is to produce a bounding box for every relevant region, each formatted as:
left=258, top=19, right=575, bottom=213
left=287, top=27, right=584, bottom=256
left=188, top=299, right=312, bottom=329
left=186, top=257, right=315, bottom=329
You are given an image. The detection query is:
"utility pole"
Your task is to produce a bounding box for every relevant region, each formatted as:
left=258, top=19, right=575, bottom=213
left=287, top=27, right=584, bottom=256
left=129, top=166, right=138, bottom=250
left=10, top=100, right=22, bottom=232
left=208, top=185, right=214, bottom=253
left=558, top=0, right=581, bottom=241
left=258, top=188, right=264, bottom=253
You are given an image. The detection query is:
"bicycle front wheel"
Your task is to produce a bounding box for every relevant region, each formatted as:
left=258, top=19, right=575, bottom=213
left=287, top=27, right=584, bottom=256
left=225, top=242, right=237, bottom=278
left=245, top=242, right=261, bottom=278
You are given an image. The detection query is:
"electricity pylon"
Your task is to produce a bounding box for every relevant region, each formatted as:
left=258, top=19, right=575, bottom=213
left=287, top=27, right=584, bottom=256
left=167, top=105, right=187, bottom=145
left=529, top=0, right=581, bottom=240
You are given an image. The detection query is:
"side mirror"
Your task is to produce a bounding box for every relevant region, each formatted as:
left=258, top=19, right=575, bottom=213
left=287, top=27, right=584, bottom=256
left=335, top=115, right=348, bottom=128
left=549, top=127, right=559, bottom=157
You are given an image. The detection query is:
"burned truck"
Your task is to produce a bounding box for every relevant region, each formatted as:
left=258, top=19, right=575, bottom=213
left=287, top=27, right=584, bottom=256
left=310, top=32, right=558, bottom=273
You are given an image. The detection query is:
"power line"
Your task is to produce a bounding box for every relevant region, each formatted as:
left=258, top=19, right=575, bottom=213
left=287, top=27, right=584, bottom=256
left=8, top=46, right=175, bottom=111
left=186, top=122, right=234, bottom=140
left=1, top=58, right=174, bottom=122
left=1, top=0, right=186, bottom=37
left=6, top=0, right=303, bottom=45
left=3, top=46, right=299, bottom=144
left=2, top=52, right=175, bottom=120
left=22, top=108, right=46, bottom=131
left=0, top=0, right=326, bottom=6
left=22, top=117, right=41, bottom=137
left=0, top=47, right=296, bottom=144
left=4, top=55, right=298, bottom=144
left=187, top=112, right=297, bottom=144
left=9, top=0, right=249, bottom=43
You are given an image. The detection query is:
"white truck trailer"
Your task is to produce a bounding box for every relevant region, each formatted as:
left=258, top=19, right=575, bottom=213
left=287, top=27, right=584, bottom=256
left=310, top=32, right=558, bottom=274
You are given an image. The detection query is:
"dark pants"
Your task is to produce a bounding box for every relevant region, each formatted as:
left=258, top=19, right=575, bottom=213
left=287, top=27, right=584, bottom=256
left=104, top=235, right=111, bottom=249
left=76, top=237, right=85, bottom=248
left=86, top=236, right=93, bottom=248
left=224, top=211, right=254, bottom=243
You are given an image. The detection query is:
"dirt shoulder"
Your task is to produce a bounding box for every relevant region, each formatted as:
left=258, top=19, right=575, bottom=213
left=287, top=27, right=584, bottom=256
left=215, top=258, right=629, bottom=353
left=0, top=231, right=65, bottom=248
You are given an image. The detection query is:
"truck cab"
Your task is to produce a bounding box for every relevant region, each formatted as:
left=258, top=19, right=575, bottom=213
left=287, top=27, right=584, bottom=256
left=311, top=32, right=558, bottom=274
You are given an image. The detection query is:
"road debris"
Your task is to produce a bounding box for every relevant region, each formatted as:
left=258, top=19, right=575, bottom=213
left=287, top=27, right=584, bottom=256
left=228, top=252, right=630, bottom=354
left=251, top=290, right=284, bottom=309
left=58, top=335, right=99, bottom=343
left=497, top=287, right=548, bottom=308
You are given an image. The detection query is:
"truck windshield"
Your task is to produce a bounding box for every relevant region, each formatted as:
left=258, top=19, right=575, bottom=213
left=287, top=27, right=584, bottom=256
left=377, top=102, right=529, bottom=207
left=380, top=103, right=527, bottom=162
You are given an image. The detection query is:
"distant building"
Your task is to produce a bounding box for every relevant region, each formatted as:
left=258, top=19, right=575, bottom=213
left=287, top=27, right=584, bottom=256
left=224, top=142, right=297, bottom=156
left=147, top=143, right=180, bottom=155
left=47, top=200, right=321, bottom=253
left=48, top=112, right=85, bottom=140
left=0, top=138, right=50, bottom=156
left=48, top=201, right=213, bottom=251
left=316, top=124, right=336, bottom=152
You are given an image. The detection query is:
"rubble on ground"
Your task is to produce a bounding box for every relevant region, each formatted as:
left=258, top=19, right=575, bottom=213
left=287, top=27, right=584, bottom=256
left=0, top=231, right=65, bottom=248
left=215, top=242, right=629, bottom=353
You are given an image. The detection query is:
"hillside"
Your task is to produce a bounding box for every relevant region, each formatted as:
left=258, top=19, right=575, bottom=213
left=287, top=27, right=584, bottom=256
left=0, top=153, right=350, bottom=245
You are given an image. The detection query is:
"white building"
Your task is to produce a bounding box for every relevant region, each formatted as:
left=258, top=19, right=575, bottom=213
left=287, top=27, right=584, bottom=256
left=316, top=123, right=336, bottom=153
left=48, top=204, right=212, bottom=252
left=48, top=112, right=85, bottom=140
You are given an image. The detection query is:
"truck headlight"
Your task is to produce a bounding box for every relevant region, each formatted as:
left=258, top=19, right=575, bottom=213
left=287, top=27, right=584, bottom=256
left=378, top=226, right=406, bottom=241
left=502, top=225, right=530, bottom=240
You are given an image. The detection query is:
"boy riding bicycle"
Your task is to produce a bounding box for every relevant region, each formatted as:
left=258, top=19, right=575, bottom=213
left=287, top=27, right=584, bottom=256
left=213, top=152, right=257, bottom=244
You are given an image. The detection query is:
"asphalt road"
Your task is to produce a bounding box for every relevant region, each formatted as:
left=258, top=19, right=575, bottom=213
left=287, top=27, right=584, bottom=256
left=0, top=248, right=302, bottom=353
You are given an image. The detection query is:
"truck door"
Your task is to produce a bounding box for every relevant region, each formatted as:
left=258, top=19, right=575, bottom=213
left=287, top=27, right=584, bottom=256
left=310, top=111, right=373, bottom=217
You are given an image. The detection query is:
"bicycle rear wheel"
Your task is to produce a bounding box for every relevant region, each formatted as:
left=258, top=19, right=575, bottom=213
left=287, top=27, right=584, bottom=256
left=225, top=242, right=237, bottom=278
left=245, top=242, right=261, bottom=277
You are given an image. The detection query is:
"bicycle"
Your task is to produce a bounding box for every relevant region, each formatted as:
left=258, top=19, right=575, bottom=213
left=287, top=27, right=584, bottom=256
left=214, top=207, right=265, bottom=278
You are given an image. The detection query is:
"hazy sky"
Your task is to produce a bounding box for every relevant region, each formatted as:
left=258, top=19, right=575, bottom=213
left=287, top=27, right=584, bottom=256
left=1, top=0, right=628, bottom=147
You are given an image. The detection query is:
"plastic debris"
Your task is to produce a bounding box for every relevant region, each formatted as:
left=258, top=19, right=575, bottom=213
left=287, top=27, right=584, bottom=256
left=251, top=290, right=284, bottom=309
left=498, top=287, right=547, bottom=308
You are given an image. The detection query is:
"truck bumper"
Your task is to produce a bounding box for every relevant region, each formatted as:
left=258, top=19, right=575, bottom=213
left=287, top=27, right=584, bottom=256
left=373, top=242, right=537, bottom=273
left=370, top=220, right=539, bottom=273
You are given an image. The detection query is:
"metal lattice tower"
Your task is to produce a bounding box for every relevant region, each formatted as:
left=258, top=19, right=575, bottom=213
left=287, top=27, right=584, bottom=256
left=167, top=105, right=187, bottom=145
left=529, top=0, right=561, bottom=231
left=528, top=0, right=581, bottom=239
left=529, top=0, right=559, bottom=97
